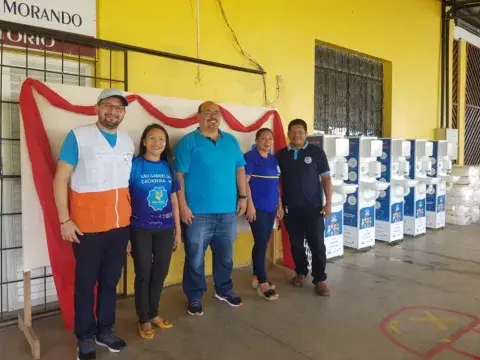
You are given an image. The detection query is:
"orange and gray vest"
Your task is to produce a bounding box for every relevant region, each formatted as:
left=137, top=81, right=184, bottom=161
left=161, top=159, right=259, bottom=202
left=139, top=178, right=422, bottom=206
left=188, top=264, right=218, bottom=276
left=68, top=124, right=134, bottom=233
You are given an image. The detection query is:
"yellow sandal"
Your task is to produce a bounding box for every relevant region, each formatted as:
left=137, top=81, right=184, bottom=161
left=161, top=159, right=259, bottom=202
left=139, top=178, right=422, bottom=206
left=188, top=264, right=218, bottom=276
left=151, top=317, right=174, bottom=329
left=138, top=323, right=155, bottom=339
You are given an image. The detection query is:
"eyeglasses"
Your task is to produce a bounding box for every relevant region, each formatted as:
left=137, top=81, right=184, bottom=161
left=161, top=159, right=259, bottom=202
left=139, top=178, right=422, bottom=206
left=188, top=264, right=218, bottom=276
left=100, top=103, right=126, bottom=112
left=201, top=110, right=221, bottom=117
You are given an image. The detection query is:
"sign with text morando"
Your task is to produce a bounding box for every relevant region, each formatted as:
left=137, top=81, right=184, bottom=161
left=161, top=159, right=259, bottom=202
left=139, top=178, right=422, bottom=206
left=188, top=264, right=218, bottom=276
left=0, top=0, right=96, bottom=37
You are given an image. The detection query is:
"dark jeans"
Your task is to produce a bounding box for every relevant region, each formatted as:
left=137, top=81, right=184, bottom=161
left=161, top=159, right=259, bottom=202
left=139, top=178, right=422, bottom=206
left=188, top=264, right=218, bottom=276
left=249, top=210, right=276, bottom=283
left=182, top=213, right=237, bottom=302
left=130, top=227, right=174, bottom=324
left=283, top=207, right=327, bottom=284
left=72, top=226, right=130, bottom=340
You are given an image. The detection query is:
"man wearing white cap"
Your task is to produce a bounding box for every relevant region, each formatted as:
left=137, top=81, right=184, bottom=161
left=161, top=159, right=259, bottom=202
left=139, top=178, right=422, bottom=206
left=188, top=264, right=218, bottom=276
left=53, top=89, right=133, bottom=360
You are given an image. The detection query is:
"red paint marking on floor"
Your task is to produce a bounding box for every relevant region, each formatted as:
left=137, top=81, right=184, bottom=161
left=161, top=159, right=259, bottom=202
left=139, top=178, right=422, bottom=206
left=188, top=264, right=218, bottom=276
left=379, top=306, right=480, bottom=359
left=449, top=346, right=480, bottom=360
left=379, top=307, right=425, bottom=358
left=423, top=319, right=480, bottom=359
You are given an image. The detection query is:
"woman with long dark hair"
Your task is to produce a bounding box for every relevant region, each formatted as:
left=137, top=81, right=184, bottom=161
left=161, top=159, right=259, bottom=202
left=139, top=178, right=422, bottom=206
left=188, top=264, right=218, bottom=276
left=244, top=128, right=283, bottom=301
left=127, top=123, right=181, bottom=339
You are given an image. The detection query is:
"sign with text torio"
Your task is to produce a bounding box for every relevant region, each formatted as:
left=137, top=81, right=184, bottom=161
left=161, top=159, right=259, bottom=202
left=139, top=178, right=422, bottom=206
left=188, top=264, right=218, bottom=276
left=0, top=0, right=96, bottom=37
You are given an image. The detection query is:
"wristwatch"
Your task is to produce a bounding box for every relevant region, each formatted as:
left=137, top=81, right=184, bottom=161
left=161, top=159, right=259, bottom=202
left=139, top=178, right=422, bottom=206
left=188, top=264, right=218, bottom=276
left=238, top=195, right=248, bottom=200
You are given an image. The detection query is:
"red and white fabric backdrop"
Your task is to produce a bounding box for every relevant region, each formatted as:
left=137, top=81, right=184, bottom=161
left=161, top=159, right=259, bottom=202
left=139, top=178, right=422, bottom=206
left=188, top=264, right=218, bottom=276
left=19, top=79, right=295, bottom=330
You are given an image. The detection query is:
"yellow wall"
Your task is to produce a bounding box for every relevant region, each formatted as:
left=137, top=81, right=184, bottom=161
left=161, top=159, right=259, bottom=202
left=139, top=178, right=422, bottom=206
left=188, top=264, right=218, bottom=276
left=98, top=0, right=443, bottom=293
left=98, top=0, right=441, bottom=139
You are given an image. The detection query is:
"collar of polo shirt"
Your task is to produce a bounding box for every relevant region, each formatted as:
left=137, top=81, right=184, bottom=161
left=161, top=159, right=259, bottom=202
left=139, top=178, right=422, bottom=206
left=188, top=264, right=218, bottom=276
left=196, top=127, right=224, bottom=141
left=287, top=140, right=309, bottom=151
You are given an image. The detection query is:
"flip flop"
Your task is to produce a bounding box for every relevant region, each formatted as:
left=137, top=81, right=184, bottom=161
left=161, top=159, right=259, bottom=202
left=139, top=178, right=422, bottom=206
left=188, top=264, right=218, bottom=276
left=151, top=318, right=174, bottom=329
left=251, top=278, right=276, bottom=290
left=256, top=287, right=279, bottom=301
left=138, top=323, right=155, bottom=339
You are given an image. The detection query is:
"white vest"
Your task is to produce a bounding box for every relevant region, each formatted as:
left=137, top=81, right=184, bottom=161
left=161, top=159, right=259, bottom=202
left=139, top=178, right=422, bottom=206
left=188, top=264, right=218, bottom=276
left=70, top=124, right=133, bottom=193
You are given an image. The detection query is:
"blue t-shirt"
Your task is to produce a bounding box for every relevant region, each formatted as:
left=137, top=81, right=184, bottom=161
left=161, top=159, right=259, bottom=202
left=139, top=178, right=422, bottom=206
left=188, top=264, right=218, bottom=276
left=244, top=149, right=280, bottom=212
left=58, top=129, right=117, bottom=166
left=174, top=129, right=246, bottom=214
left=129, top=156, right=180, bottom=230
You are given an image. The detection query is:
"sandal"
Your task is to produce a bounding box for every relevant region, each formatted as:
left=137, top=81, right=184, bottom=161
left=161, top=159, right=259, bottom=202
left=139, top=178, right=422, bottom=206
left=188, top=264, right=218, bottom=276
left=256, top=286, right=279, bottom=301
left=151, top=317, right=174, bottom=329
left=138, top=323, right=155, bottom=339
left=251, top=277, right=276, bottom=290
left=292, top=274, right=306, bottom=287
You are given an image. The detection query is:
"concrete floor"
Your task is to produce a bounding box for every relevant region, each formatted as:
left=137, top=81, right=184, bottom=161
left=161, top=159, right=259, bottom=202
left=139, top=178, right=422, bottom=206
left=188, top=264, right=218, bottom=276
left=1, top=224, right=480, bottom=360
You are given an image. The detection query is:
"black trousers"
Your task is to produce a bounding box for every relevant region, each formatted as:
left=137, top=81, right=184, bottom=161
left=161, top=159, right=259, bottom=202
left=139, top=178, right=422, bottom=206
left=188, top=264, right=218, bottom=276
left=131, top=227, right=174, bottom=324
left=283, top=207, right=327, bottom=284
left=249, top=210, right=277, bottom=283
left=72, top=226, right=130, bottom=340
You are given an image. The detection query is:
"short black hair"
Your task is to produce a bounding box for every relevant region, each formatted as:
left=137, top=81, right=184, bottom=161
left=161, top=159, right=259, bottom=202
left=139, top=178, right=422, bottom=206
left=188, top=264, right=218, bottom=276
left=288, top=118, right=307, bottom=132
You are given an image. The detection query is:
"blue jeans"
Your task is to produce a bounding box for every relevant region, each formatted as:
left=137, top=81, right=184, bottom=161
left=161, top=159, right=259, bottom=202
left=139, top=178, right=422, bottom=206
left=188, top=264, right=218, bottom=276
left=249, top=210, right=276, bottom=283
left=182, top=213, right=237, bottom=302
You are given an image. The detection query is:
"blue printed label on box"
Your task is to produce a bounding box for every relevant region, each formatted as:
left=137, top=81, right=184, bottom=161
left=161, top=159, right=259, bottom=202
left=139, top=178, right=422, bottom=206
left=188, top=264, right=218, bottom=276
left=437, top=195, right=445, bottom=212
left=416, top=199, right=426, bottom=218
left=343, top=190, right=358, bottom=227
left=391, top=202, right=403, bottom=223
left=404, top=189, right=414, bottom=217
left=360, top=206, right=374, bottom=229
left=325, top=210, right=343, bottom=237
left=426, top=189, right=436, bottom=212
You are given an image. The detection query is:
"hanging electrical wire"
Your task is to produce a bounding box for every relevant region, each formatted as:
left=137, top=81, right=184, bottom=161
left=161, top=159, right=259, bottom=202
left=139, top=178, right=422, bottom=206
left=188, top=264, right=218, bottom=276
left=215, top=0, right=280, bottom=107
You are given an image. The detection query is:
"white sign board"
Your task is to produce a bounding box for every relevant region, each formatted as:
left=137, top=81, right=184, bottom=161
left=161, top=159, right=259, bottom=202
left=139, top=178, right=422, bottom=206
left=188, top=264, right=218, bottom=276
left=20, top=82, right=275, bottom=270
left=0, top=0, right=96, bottom=37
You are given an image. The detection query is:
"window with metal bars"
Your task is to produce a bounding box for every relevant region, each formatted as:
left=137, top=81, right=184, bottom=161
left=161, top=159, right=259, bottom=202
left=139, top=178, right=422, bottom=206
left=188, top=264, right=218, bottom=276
left=465, top=43, right=480, bottom=166
left=314, top=44, right=384, bottom=137
left=452, top=39, right=459, bottom=130
left=0, top=27, right=127, bottom=325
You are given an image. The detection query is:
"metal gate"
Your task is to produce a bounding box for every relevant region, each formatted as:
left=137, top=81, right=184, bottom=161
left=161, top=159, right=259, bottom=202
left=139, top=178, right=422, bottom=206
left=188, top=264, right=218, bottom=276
left=314, top=44, right=384, bottom=136
left=465, top=43, right=480, bottom=165
left=0, top=26, right=127, bottom=326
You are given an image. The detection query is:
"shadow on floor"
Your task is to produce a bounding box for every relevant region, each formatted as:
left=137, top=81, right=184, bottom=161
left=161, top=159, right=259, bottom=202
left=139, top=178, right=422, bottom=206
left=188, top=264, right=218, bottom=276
left=2, top=224, right=480, bottom=360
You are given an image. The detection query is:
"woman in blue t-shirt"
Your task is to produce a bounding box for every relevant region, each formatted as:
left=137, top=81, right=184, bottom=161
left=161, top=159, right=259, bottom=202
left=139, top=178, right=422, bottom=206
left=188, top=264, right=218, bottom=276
left=244, top=128, right=284, bottom=301
left=128, top=123, right=181, bottom=339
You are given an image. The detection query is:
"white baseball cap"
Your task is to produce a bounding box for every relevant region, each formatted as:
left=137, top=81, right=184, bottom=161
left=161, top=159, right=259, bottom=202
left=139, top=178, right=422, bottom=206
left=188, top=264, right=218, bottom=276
left=97, top=88, right=128, bottom=106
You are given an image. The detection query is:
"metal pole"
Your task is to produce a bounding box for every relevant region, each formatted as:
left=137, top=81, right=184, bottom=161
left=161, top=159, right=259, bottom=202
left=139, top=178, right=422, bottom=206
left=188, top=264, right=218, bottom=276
left=446, top=12, right=451, bottom=129
left=0, top=20, right=266, bottom=76
left=441, top=0, right=446, bottom=128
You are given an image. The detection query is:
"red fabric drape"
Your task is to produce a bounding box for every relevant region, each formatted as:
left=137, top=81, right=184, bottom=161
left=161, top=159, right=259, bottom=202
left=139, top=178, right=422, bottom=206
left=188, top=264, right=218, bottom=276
left=19, top=78, right=295, bottom=330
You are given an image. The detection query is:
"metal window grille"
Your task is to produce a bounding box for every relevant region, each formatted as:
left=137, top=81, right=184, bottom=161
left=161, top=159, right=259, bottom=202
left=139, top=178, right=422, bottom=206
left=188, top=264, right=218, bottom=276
left=0, top=26, right=127, bottom=326
left=465, top=43, right=480, bottom=165
left=314, top=44, right=384, bottom=137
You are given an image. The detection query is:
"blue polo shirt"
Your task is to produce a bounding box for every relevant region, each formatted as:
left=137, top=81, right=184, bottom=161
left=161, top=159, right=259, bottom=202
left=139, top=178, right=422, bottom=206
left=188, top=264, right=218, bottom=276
left=276, top=141, right=330, bottom=212
left=174, top=129, right=246, bottom=214
left=129, top=157, right=180, bottom=230
left=244, top=149, right=280, bottom=212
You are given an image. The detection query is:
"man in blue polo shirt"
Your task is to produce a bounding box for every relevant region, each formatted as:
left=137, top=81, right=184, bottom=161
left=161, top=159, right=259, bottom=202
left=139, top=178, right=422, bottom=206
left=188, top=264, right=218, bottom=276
left=175, top=101, right=248, bottom=316
left=276, top=119, right=333, bottom=296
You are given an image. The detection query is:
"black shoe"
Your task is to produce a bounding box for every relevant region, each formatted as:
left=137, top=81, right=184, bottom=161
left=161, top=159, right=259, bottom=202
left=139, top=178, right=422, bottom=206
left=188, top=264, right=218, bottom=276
left=215, top=292, right=243, bottom=307
left=95, top=330, right=126, bottom=353
left=77, top=338, right=96, bottom=360
left=187, top=299, right=203, bottom=316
